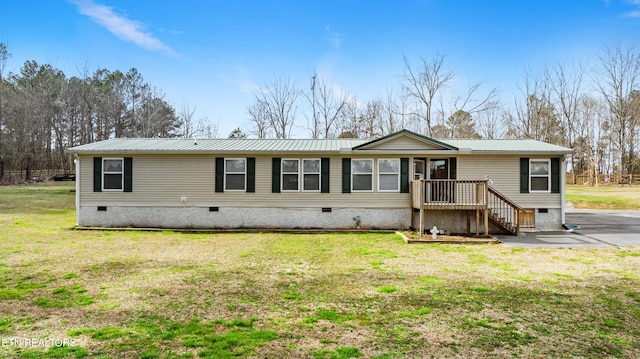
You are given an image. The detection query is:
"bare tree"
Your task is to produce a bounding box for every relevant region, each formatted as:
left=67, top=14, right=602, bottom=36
left=0, top=42, right=11, bottom=180
left=137, top=88, right=180, bottom=138
left=511, top=67, right=562, bottom=144
left=177, top=102, right=197, bottom=138
left=380, top=88, right=399, bottom=135
left=401, top=54, right=454, bottom=136
left=594, top=43, right=640, bottom=175
left=575, top=95, right=606, bottom=179
left=247, top=99, right=273, bottom=139
left=548, top=61, right=587, bottom=181
left=451, top=82, right=499, bottom=117
left=402, top=54, right=497, bottom=138
left=303, top=71, right=351, bottom=138
left=176, top=102, right=218, bottom=138
left=251, top=75, right=298, bottom=139
left=475, top=101, right=505, bottom=139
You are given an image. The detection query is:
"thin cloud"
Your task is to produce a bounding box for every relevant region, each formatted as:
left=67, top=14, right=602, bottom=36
left=218, top=66, right=260, bottom=94
left=71, top=0, right=175, bottom=55
left=623, top=0, right=640, bottom=17
left=325, top=25, right=343, bottom=48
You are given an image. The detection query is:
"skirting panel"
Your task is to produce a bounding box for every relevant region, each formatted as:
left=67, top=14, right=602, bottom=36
left=77, top=206, right=411, bottom=230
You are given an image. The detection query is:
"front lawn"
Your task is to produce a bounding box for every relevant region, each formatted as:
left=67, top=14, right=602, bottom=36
left=566, top=184, right=640, bottom=210
left=0, top=184, right=639, bottom=358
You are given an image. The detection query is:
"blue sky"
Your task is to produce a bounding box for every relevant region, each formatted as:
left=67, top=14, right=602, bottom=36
left=1, top=0, right=640, bottom=137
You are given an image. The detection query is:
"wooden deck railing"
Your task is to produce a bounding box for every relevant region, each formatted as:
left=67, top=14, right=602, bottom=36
left=410, top=179, right=523, bottom=236
left=411, top=179, right=488, bottom=210
left=487, top=186, right=526, bottom=235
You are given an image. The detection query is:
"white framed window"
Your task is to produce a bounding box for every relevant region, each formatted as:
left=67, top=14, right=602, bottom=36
left=225, top=158, right=246, bottom=191
left=352, top=159, right=373, bottom=192
left=530, top=159, right=550, bottom=192
left=282, top=159, right=300, bottom=191
left=378, top=159, right=400, bottom=192
left=102, top=158, right=123, bottom=191
left=302, top=159, right=321, bottom=192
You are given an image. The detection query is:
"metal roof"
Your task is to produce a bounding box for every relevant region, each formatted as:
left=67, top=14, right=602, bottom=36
left=444, top=139, right=573, bottom=153
left=67, top=131, right=573, bottom=155
left=67, top=138, right=369, bottom=154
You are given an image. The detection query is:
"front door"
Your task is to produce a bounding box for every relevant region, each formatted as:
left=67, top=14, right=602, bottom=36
left=413, top=160, right=425, bottom=180
left=429, top=159, right=451, bottom=202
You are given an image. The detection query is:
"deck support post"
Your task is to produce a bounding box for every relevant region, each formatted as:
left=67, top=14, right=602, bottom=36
left=483, top=209, right=489, bottom=237
left=482, top=180, right=489, bottom=237
left=410, top=208, right=415, bottom=231
left=419, top=207, right=424, bottom=238
left=475, top=209, right=480, bottom=237
left=466, top=211, right=471, bottom=235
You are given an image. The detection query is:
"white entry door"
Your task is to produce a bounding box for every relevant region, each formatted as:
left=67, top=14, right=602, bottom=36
left=413, top=160, right=425, bottom=180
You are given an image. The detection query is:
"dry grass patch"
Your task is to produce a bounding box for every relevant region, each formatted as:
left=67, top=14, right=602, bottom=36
left=1, top=184, right=640, bottom=358
left=566, top=184, right=640, bottom=209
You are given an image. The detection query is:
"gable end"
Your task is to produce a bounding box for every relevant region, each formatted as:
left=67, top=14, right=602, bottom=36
left=352, top=129, right=458, bottom=151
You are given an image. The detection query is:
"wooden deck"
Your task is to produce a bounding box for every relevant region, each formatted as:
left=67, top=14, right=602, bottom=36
left=410, top=179, right=525, bottom=237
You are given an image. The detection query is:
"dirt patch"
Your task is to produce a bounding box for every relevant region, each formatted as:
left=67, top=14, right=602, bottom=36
left=396, top=231, right=500, bottom=244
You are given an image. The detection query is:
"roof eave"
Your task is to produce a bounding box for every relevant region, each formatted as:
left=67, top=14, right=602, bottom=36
left=69, top=149, right=349, bottom=156
left=69, top=149, right=574, bottom=156
left=467, top=150, right=574, bottom=156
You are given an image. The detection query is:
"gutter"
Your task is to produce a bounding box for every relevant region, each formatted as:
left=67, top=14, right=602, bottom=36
left=67, top=149, right=574, bottom=156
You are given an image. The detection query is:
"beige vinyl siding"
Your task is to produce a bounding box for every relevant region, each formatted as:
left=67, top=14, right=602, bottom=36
left=79, top=154, right=410, bottom=208
left=456, top=155, right=562, bottom=208
left=364, top=136, right=445, bottom=150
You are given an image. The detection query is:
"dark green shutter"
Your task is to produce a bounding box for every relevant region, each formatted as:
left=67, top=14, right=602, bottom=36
left=247, top=157, right=255, bottom=193
left=124, top=157, right=132, bottom=192
left=215, top=157, right=224, bottom=192
left=449, top=157, right=457, bottom=180
left=272, top=158, right=281, bottom=193
left=520, top=158, right=529, bottom=193
left=93, top=157, right=102, bottom=192
left=400, top=158, right=409, bottom=193
left=321, top=158, right=330, bottom=193
left=551, top=157, right=560, bottom=193
left=342, top=158, right=351, bottom=193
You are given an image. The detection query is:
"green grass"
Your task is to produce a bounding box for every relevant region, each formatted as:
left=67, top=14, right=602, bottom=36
left=34, top=285, right=95, bottom=308
left=566, top=184, right=640, bottom=209
left=377, top=285, right=397, bottom=293
left=0, top=184, right=640, bottom=358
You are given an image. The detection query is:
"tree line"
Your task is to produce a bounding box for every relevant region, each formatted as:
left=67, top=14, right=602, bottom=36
left=0, top=43, right=216, bottom=183
left=1, top=42, right=639, bottom=183
left=244, top=45, right=640, bottom=182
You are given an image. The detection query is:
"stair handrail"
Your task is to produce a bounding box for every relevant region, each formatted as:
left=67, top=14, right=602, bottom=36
left=487, top=185, right=526, bottom=235
left=487, top=186, right=526, bottom=212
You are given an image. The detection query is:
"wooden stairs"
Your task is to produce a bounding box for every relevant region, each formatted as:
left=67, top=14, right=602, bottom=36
left=410, top=179, right=527, bottom=237
left=487, top=186, right=526, bottom=235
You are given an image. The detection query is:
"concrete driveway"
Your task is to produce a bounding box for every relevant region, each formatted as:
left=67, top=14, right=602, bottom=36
left=497, top=209, right=640, bottom=248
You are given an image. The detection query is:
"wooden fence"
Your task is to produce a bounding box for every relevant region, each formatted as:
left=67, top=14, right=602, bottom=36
left=566, top=173, right=639, bottom=186
left=0, top=169, right=70, bottom=184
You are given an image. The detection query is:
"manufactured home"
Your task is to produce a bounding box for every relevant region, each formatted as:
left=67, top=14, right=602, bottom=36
left=67, top=130, right=573, bottom=235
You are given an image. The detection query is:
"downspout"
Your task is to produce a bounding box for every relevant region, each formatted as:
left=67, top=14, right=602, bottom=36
left=75, top=154, right=80, bottom=227
left=561, top=155, right=567, bottom=226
